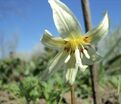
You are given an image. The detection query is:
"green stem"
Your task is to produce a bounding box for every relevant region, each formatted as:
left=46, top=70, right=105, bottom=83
left=70, top=84, right=75, bottom=104
left=117, top=76, right=121, bottom=103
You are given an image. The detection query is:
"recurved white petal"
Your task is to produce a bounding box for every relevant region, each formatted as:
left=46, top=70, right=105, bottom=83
left=41, top=30, right=65, bottom=48
left=66, top=55, right=78, bottom=85
left=41, top=51, right=67, bottom=81
left=48, top=51, right=67, bottom=72
left=85, top=12, right=109, bottom=44
left=66, top=68, right=78, bottom=85
left=48, top=0, right=82, bottom=38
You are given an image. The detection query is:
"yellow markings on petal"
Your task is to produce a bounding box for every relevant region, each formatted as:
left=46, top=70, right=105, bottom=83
left=68, top=38, right=81, bottom=49
left=64, top=36, right=92, bottom=53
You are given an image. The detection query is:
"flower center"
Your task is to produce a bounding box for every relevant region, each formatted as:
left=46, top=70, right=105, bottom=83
left=64, top=36, right=91, bottom=53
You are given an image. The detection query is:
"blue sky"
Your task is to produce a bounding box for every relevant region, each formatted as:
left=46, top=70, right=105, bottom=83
left=0, top=0, right=121, bottom=52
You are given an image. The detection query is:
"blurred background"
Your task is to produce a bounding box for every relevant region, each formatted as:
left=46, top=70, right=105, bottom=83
left=0, top=0, right=121, bottom=104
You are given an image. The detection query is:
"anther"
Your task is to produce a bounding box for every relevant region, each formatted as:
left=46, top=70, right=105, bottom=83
left=80, top=48, right=84, bottom=53
left=83, top=37, right=89, bottom=42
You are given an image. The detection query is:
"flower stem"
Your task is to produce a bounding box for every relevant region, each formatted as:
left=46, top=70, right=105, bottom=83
left=70, top=84, right=76, bottom=104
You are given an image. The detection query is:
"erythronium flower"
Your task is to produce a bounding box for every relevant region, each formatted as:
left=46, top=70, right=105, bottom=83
left=41, top=0, right=109, bottom=85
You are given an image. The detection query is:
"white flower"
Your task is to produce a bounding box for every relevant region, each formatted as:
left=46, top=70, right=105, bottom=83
left=41, top=0, right=109, bottom=85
